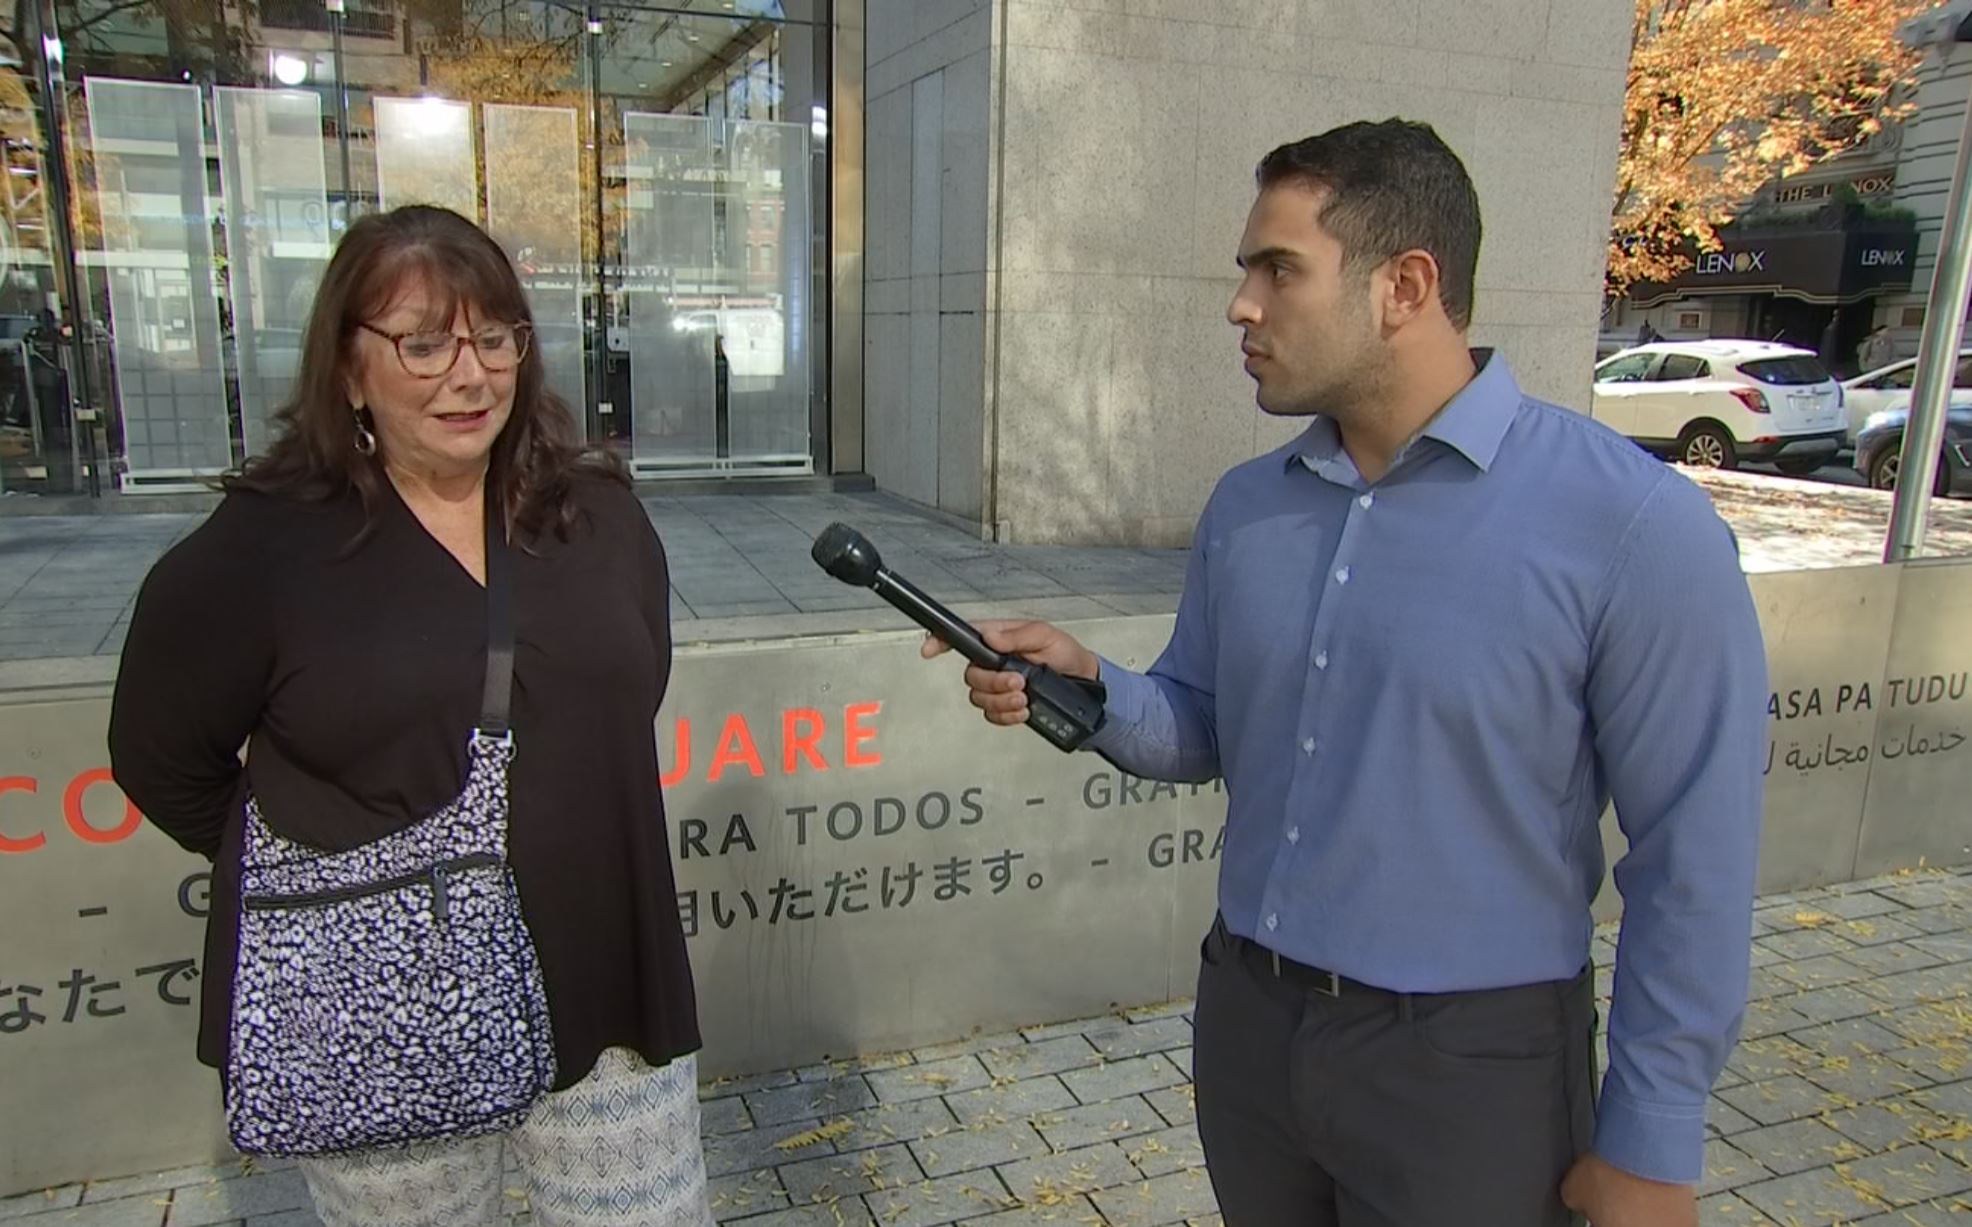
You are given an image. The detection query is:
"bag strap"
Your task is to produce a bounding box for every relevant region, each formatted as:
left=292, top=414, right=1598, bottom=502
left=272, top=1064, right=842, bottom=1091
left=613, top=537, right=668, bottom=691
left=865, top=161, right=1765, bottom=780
left=478, top=502, right=515, bottom=740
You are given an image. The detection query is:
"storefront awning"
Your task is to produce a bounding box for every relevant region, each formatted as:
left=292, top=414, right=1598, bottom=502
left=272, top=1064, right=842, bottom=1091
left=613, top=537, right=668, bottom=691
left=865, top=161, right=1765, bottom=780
left=1628, top=217, right=1919, bottom=307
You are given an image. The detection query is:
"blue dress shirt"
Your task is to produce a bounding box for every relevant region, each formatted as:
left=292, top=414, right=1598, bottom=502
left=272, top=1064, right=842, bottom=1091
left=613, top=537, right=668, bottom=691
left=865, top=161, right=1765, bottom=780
left=1085, top=351, right=1767, bottom=1185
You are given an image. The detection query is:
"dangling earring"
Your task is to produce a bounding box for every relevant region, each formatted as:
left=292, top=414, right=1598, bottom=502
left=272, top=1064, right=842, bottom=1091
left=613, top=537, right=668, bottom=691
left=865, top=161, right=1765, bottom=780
left=351, top=406, right=377, bottom=456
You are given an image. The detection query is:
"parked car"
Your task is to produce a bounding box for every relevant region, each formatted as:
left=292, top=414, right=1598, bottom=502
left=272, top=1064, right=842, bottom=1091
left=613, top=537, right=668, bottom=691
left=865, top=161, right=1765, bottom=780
left=1596, top=333, right=1638, bottom=360
left=1591, top=340, right=1846, bottom=473
left=1853, top=403, right=1972, bottom=496
left=1842, top=350, right=1972, bottom=446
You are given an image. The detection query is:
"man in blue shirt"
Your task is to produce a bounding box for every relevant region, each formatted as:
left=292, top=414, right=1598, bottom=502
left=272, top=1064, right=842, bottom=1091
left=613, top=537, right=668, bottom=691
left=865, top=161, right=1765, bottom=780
left=926, top=120, right=1765, bottom=1226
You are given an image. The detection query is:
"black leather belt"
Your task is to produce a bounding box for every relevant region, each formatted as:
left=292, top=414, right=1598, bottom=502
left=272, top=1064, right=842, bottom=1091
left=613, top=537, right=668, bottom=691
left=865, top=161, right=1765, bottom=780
left=1215, top=913, right=1383, bottom=998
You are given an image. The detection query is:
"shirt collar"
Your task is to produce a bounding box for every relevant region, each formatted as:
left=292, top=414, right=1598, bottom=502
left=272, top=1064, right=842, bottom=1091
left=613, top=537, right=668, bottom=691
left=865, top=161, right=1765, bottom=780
left=1286, top=348, right=1522, bottom=477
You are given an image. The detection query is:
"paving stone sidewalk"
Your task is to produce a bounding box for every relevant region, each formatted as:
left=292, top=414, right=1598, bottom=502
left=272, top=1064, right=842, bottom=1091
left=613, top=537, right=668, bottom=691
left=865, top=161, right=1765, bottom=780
left=3, top=469, right=1971, bottom=668
left=0, top=491, right=1190, bottom=665
left=18, top=868, right=1972, bottom=1225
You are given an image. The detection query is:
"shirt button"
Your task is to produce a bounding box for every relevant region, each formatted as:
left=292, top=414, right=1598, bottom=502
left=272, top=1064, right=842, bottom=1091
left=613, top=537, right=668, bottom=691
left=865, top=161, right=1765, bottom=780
left=1302, top=737, right=1316, bottom=755
left=1313, top=651, right=1328, bottom=670
left=1287, top=826, right=1300, bottom=844
left=1265, top=913, right=1279, bottom=932
left=1335, top=566, right=1351, bottom=585
left=1359, top=493, right=1374, bottom=510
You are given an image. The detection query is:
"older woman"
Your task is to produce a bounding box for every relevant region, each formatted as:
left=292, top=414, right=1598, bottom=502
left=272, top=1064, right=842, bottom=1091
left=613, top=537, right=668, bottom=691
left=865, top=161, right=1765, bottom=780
left=109, top=205, right=711, bottom=1226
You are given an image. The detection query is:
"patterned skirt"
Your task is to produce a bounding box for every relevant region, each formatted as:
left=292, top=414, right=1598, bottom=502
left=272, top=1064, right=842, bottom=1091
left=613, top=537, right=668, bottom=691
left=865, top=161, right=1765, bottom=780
left=297, top=1048, right=714, bottom=1227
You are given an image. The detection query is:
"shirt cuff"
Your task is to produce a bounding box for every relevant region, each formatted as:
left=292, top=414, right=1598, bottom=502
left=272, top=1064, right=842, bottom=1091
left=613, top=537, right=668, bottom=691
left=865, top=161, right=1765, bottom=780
left=1593, top=1084, right=1708, bottom=1185
left=1081, top=655, right=1155, bottom=755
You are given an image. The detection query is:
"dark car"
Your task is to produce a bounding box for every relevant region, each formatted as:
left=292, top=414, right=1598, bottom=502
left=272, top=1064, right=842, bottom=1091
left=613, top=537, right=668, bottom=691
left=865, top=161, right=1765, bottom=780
left=1853, top=403, right=1972, bottom=497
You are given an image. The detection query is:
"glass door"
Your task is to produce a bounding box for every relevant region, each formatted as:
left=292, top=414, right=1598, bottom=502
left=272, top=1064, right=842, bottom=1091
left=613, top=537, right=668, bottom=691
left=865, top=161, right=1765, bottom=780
left=0, top=46, right=77, bottom=497
left=7, top=0, right=833, bottom=501
left=593, top=1, right=827, bottom=476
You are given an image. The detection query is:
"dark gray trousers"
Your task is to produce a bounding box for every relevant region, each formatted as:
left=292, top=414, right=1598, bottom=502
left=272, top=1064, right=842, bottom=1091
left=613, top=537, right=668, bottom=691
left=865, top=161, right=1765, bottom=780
left=1192, top=915, right=1597, bottom=1226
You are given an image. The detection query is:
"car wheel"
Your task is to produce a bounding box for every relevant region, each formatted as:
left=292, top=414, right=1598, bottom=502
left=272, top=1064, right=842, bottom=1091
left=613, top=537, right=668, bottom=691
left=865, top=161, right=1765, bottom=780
left=1868, top=441, right=1951, bottom=495
left=1774, top=456, right=1824, bottom=477
left=1677, top=423, right=1737, bottom=470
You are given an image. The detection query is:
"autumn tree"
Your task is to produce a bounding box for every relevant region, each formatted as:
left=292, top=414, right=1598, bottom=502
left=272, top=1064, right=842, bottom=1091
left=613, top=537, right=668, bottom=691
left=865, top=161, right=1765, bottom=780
left=0, top=0, right=261, bottom=253
left=1611, top=0, right=1930, bottom=292
left=0, top=66, right=48, bottom=300
left=414, top=31, right=640, bottom=292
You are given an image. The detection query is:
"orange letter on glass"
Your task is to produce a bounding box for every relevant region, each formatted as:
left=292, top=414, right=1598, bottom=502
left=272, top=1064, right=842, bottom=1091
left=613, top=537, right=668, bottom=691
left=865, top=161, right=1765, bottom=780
left=0, top=776, right=45, bottom=854
left=707, top=714, right=766, bottom=782
left=64, top=769, right=142, bottom=845
left=783, top=709, right=827, bottom=773
left=844, top=702, right=883, bottom=768
left=660, top=718, right=692, bottom=789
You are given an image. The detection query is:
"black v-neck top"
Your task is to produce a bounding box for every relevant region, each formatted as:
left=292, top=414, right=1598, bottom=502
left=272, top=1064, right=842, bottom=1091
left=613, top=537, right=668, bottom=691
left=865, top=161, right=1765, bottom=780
left=107, top=474, right=701, bottom=1088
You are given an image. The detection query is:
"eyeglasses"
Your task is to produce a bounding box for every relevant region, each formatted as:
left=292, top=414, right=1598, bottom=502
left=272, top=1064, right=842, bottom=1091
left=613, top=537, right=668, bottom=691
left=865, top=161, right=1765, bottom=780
left=358, top=321, right=531, bottom=379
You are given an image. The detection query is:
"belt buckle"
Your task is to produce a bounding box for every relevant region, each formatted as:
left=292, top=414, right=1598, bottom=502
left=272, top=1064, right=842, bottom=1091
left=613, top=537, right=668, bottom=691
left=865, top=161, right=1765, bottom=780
left=1269, top=948, right=1342, bottom=997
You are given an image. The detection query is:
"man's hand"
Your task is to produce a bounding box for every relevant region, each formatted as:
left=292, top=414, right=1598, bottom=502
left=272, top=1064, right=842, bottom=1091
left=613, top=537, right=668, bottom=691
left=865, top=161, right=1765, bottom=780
left=921, top=619, right=1098, bottom=727
left=1560, top=1153, right=1697, bottom=1227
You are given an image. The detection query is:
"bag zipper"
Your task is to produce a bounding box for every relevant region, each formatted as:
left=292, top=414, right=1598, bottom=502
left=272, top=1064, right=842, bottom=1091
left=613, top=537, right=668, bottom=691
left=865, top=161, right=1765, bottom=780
left=242, top=852, right=503, bottom=925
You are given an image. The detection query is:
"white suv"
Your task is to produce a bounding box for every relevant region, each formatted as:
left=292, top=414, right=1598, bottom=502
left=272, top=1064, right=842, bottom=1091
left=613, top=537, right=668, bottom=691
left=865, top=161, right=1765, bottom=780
left=1591, top=340, right=1846, bottom=473
left=1843, top=350, right=1972, bottom=445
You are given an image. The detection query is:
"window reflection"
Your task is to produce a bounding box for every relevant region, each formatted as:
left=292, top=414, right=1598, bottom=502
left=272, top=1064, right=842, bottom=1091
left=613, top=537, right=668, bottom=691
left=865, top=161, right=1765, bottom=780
left=0, top=0, right=830, bottom=497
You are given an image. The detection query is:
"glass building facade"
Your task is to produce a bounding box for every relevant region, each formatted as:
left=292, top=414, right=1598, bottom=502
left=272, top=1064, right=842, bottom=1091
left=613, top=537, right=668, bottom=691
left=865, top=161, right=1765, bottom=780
left=0, top=0, right=845, bottom=499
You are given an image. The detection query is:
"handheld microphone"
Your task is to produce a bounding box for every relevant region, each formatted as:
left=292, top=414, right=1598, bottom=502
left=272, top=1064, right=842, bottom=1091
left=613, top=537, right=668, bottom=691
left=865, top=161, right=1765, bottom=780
left=811, top=523, right=1107, bottom=752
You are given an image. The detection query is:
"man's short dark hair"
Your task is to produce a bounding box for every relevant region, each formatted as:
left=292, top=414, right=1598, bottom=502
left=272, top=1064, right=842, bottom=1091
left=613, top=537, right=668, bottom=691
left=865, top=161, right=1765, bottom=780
left=1257, top=119, right=1482, bottom=330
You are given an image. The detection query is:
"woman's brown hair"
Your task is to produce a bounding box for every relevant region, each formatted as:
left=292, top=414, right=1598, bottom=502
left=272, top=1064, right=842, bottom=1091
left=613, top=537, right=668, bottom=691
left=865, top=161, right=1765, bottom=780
left=226, top=204, right=625, bottom=541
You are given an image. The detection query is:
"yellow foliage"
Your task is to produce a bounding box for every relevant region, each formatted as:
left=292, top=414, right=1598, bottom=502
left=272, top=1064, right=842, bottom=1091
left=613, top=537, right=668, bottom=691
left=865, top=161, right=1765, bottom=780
left=772, top=1118, right=856, bottom=1150
left=1611, top=0, right=1930, bottom=292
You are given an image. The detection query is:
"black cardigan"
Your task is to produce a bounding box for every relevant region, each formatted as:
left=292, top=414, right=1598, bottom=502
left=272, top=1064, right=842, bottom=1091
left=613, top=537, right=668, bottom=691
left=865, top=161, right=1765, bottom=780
left=108, top=475, right=701, bottom=1089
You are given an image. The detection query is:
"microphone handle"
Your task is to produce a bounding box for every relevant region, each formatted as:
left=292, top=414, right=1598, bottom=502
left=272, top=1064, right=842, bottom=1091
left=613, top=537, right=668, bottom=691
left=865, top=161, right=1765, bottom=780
left=871, top=569, right=1007, bottom=671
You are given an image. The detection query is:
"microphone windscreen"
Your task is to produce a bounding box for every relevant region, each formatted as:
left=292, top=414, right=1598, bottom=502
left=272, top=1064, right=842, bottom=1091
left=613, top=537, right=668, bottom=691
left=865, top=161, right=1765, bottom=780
left=812, top=523, right=880, bottom=587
